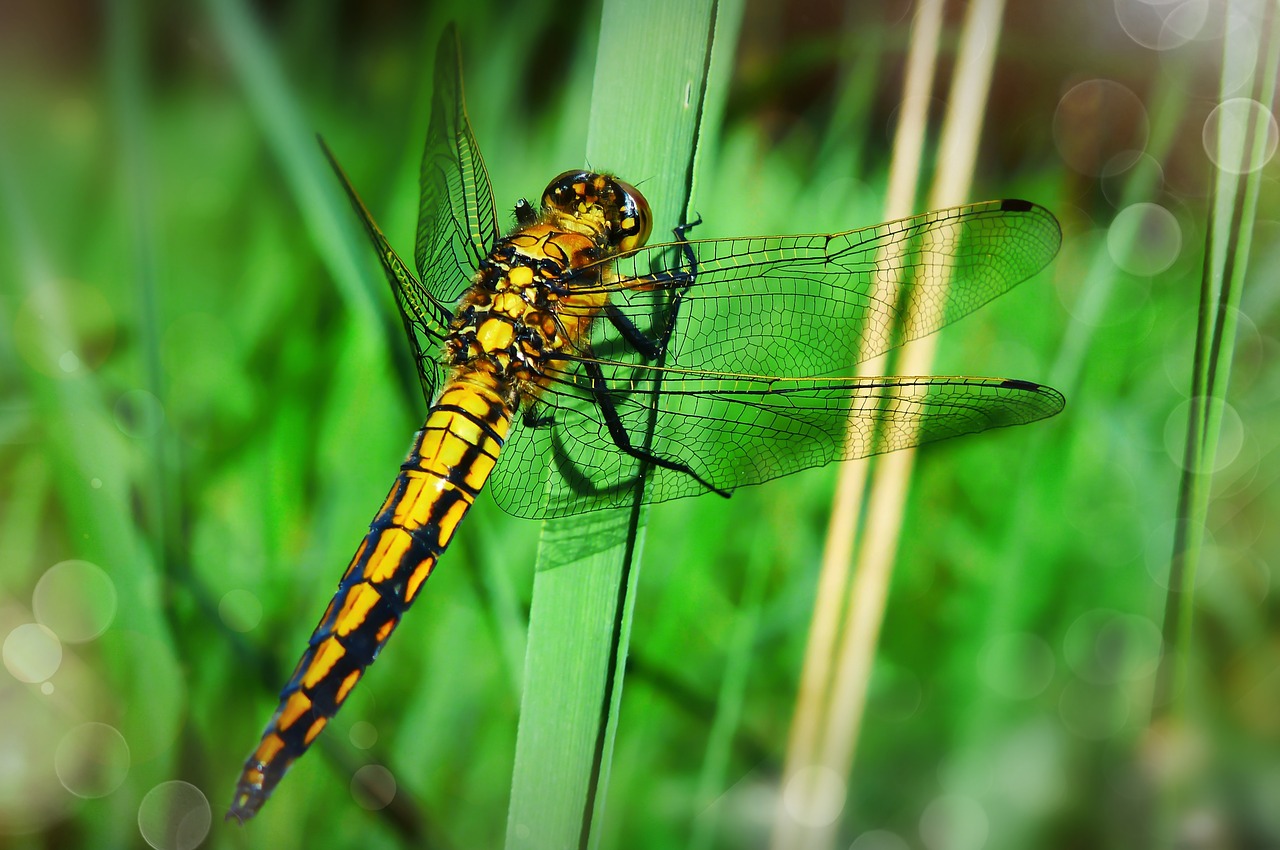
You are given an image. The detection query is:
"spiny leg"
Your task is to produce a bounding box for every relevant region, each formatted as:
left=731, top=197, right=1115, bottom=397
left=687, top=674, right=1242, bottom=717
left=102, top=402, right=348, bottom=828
left=655, top=217, right=701, bottom=351
left=583, top=359, right=728, bottom=498
left=603, top=218, right=701, bottom=361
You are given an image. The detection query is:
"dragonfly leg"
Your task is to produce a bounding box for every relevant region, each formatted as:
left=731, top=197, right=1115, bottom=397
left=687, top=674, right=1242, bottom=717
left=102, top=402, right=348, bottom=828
left=521, top=403, right=555, bottom=430
left=603, top=218, right=703, bottom=360
left=604, top=303, right=663, bottom=360
left=654, top=218, right=701, bottom=351
left=584, top=360, right=730, bottom=498
left=673, top=217, right=701, bottom=278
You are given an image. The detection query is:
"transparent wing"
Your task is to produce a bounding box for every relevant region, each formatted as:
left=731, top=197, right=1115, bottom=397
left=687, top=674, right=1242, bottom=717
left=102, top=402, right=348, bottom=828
left=494, top=367, right=1064, bottom=518
left=568, top=199, right=1060, bottom=377
left=415, top=23, right=499, bottom=309
left=487, top=200, right=1064, bottom=518
left=320, top=138, right=448, bottom=405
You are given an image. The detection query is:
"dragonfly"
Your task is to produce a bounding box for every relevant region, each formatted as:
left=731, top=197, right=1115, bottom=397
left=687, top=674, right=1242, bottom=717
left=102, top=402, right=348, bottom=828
left=228, top=23, right=1064, bottom=821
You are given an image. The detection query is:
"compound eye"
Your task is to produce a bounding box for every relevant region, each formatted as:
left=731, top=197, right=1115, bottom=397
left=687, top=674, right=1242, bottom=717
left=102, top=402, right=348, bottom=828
left=611, top=178, right=651, bottom=252
left=541, top=170, right=593, bottom=214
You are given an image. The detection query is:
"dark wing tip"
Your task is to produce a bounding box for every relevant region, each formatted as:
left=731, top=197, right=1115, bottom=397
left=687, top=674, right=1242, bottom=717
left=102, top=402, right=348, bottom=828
left=1000, top=378, right=1067, bottom=416
left=1000, top=198, right=1035, bottom=212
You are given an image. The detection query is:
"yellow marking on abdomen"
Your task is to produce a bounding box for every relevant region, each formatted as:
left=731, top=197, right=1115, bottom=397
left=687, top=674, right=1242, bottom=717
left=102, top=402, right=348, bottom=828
left=232, top=373, right=516, bottom=819
left=304, top=717, right=327, bottom=745
left=363, top=526, right=414, bottom=582
left=436, top=497, right=468, bottom=548
left=277, top=691, right=313, bottom=732
left=253, top=733, right=285, bottom=766
left=334, top=582, right=382, bottom=637
left=336, top=670, right=361, bottom=704
left=405, top=556, right=437, bottom=604
left=301, top=636, right=346, bottom=689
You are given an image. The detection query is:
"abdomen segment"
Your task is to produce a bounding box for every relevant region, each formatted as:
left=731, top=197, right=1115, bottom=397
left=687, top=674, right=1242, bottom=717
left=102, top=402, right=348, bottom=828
left=228, top=375, right=513, bottom=821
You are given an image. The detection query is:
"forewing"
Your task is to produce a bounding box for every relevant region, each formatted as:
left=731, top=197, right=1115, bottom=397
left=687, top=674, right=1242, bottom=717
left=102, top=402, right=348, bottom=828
left=491, top=362, right=1065, bottom=519
left=415, top=23, right=499, bottom=307
left=573, top=199, right=1061, bottom=378
left=320, top=138, right=448, bottom=406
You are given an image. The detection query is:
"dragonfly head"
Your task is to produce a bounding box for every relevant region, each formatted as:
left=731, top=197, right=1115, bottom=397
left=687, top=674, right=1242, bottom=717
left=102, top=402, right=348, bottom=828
left=541, top=170, right=652, bottom=253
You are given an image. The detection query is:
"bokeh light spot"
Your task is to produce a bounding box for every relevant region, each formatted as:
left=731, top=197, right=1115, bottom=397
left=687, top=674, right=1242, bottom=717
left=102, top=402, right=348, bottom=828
left=781, top=765, right=845, bottom=828
left=1053, top=80, right=1148, bottom=176
left=1115, top=0, right=1208, bottom=50
left=55, top=722, right=130, bottom=798
left=349, top=721, right=378, bottom=750
left=1107, top=203, right=1182, bottom=275
left=1099, top=151, right=1164, bottom=207
left=33, top=560, right=117, bottom=643
left=1059, top=680, right=1130, bottom=739
left=919, top=794, right=988, bottom=850
left=867, top=661, right=922, bottom=720
left=978, top=632, right=1055, bottom=699
left=351, top=764, right=397, bottom=811
left=114, top=389, right=166, bottom=439
left=137, top=781, right=211, bottom=850
left=1065, top=610, right=1163, bottom=684
left=1218, top=25, right=1259, bottom=94
left=1144, top=520, right=1227, bottom=591
left=13, top=280, right=116, bottom=379
left=3, top=623, right=63, bottom=683
left=1163, top=398, right=1244, bottom=473
left=1203, top=98, right=1279, bottom=174
left=850, top=829, right=911, bottom=850
left=0, top=682, right=75, bottom=832
left=218, top=590, right=263, bottom=633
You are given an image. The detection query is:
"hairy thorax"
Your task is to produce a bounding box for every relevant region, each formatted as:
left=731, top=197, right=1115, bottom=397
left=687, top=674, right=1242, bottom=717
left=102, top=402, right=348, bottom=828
left=444, top=211, right=613, bottom=406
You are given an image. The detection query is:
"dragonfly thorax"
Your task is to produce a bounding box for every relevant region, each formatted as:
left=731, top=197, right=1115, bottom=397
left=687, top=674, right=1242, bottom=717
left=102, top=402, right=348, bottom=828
left=541, top=170, right=652, bottom=253
left=445, top=221, right=612, bottom=401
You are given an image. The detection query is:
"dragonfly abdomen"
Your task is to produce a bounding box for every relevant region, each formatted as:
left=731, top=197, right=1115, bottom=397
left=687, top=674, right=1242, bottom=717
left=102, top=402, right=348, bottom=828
left=228, top=373, right=513, bottom=821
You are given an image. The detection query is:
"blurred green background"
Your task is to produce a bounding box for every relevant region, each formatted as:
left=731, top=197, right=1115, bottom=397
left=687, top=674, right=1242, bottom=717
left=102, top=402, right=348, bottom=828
left=1, top=0, right=1277, bottom=848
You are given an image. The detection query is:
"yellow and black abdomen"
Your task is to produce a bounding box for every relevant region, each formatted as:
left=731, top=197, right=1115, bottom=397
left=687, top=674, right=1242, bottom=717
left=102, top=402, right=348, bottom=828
left=228, top=374, right=513, bottom=821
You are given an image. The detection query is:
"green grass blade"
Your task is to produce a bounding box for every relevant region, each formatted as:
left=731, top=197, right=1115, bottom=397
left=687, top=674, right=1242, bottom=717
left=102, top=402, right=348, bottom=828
left=505, top=2, right=717, bottom=847
left=1154, top=0, right=1279, bottom=717
left=199, top=0, right=408, bottom=389
left=1146, top=4, right=1279, bottom=845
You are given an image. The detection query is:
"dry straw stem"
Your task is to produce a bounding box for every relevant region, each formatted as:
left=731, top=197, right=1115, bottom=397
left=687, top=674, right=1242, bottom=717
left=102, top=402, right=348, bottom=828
left=773, top=1, right=1008, bottom=847
left=771, top=1, right=944, bottom=848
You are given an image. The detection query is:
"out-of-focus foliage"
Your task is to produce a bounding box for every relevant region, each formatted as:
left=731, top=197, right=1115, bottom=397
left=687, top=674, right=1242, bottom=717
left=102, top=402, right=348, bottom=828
left=0, top=0, right=1276, bottom=848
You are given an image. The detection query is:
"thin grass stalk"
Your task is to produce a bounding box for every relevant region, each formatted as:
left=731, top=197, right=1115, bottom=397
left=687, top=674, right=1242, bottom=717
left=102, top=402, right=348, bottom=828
left=687, top=530, right=771, bottom=850
left=200, top=0, right=418, bottom=402
left=1145, top=7, right=1278, bottom=847
left=109, top=0, right=169, bottom=556
left=817, top=1, right=1007, bottom=847
left=771, top=3, right=944, bottom=848
left=504, top=3, right=716, bottom=847
left=953, top=41, right=1194, bottom=796
left=1153, top=0, right=1278, bottom=720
